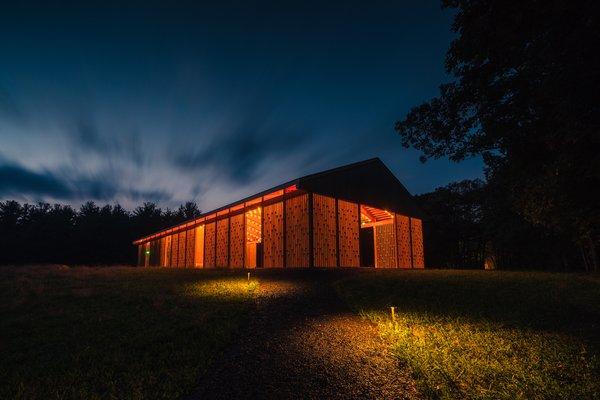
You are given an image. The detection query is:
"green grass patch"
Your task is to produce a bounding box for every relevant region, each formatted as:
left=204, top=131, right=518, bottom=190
left=0, top=265, right=258, bottom=399
left=334, top=270, right=600, bottom=400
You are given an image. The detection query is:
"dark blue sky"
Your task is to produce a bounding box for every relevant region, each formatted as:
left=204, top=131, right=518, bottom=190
left=0, top=1, right=482, bottom=211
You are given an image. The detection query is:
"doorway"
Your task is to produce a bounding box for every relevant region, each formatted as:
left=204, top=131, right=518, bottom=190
left=245, top=207, right=262, bottom=268
left=359, top=227, right=375, bottom=267
left=360, top=205, right=397, bottom=268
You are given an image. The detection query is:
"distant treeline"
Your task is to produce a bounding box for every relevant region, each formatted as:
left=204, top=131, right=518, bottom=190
left=0, top=201, right=201, bottom=266
left=0, top=187, right=584, bottom=270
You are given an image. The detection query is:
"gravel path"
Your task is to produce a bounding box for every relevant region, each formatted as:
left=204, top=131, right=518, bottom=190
left=186, top=270, right=419, bottom=400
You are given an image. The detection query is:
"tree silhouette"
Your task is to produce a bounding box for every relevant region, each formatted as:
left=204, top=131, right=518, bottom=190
left=0, top=200, right=202, bottom=266
left=396, top=0, right=599, bottom=270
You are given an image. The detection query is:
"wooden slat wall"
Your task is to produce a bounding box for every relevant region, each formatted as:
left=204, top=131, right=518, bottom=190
left=313, top=194, right=337, bottom=267
left=150, top=240, right=160, bottom=266
left=171, top=233, right=179, bottom=268
left=144, top=243, right=150, bottom=267
left=159, top=237, right=166, bottom=267
left=229, top=214, right=245, bottom=268
left=194, top=225, right=204, bottom=268
left=204, top=222, right=216, bottom=268
left=164, top=235, right=172, bottom=267
left=263, top=202, right=284, bottom=268
left=337, top=200, right=359, bottom=267
left=155, top=240, right=162, bottom=266
left=216, top=219, right=229, bottom=267
left=411, top=218, right=425, bottom=268
left=185, top=228, right=195, bottom=267
left=395, top=214, right=412, bottom=268
left=375, top=223, right=397, bottom=268
left=147, top=241, right=153, bottom=266
left=285, top=194, right=309, bottom=267
left=177, top=231, right=186, bottom=267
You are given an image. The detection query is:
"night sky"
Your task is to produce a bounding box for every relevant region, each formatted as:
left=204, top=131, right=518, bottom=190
left=0, top=1, right=483, bottom=211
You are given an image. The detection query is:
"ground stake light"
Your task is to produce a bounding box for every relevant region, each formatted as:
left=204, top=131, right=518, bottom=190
left=390, top=306, right=396, bottom=322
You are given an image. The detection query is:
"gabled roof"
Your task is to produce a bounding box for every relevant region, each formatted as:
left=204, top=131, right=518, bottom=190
left=297, top=158, right=422, bottom=218
left=134, top=157, right=422, bottom=244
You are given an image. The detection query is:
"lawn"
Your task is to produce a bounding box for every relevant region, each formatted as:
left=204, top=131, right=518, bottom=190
left=334, top=270, right=600, bottom=400
left=0, top=265, right=257, bottom=400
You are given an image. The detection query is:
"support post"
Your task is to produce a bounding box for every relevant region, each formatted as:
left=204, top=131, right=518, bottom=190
left=409, top=217, right=414, bottom=269
left=357, top=203, right=361, bottom=267
left=308, top=193, right=314, bottom=268
left=335, top=198, right=340, bottom=267
left=260, top=202, right=264, bottom=268
left=214, top=220, right=217, bottom=268
left=227, top=217, right=231, bottom=268
left=283, top=197, right=287, bottom=268
left=243, top=211, right=247, bottom=268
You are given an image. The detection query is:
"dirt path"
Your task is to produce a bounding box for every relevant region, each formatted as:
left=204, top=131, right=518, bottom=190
left=186, top=270, right=419, bottom=400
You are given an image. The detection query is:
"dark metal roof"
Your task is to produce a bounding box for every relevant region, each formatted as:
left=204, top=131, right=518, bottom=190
left=297, top=158, right=423, bottom=218
left=134, top=157, right=422, bottom=244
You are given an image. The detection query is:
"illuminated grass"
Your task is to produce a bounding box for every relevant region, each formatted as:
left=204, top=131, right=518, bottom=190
left=335, top=270, right=600, bottom=400
left=0, top=266, right=258, bottom=399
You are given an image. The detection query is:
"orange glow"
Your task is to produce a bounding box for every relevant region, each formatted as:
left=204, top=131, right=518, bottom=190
left=133, top=184, right=298, bottom=244
left=245, top=207, right=262, bottom=244
left=263, top=189, right=284, bottom=201
left=284, top=184, right=298, bottom=193
left=245, top=207, right=262, bottom=268
left=245, top=197, right=262, bottom=207
left=230, top=203, right=244, bottom=212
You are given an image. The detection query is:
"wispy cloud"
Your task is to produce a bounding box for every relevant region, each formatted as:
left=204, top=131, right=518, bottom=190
left=171, top=113, right=315, bottom=185
left=0, top=158, right=171, bottom=203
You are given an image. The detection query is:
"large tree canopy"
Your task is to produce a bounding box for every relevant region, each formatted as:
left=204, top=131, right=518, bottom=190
left=397, top=0, right=600, bottom=270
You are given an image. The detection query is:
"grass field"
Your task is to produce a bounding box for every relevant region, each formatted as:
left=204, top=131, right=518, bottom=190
left=335, top=270, right=600, bottom=400
left=0, top=265, right=257, bottom=400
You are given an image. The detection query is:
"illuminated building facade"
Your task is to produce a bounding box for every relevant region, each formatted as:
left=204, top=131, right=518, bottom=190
left=134, top=158, right=425, bottom=268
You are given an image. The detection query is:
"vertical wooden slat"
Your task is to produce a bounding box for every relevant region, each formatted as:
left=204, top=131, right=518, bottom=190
left=410, top=217, right=425, bottom=268
left=144, top=242, right=150, bottom=267
left=312, top=194, right=337, bottom=267
left=335, top=199, right=340, bottom=267
left=285, top=193, right=309, bottom=267
left=374, top=223, right=397, bottom=268
left=394, top=215, right=400, bottom=269
left=194, top=225, right=204, bottom=268
left=283, top=197, right=287, bottom=267
left=229, top=214, right=245, bottom=268
left=186, top=228, right=195, bottom=268
left=338, top=199, right=360, bottom=267
left=216, top=218, right=229, bottom=268
left=260, top=203, right=264, bottom=268
left=171, top=232, right=179, bottom=267
left=395, top=214, right=412, bottom=268
left=308, top=193, right=314, bottom=268
left=243, top=211, right=247, bottom=268
left=227, top=217, right=231, bottom=267
left=263, top=202, right=284, bottom=267
left=183, top=229, right=188, bottom=267
left=409, top=218, right=414, bottom=268
left=178, top=231, right=186, bottom=267
left=204, top=222, right=216, bottom=268
left=357, top=203, right=361, bottom=267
